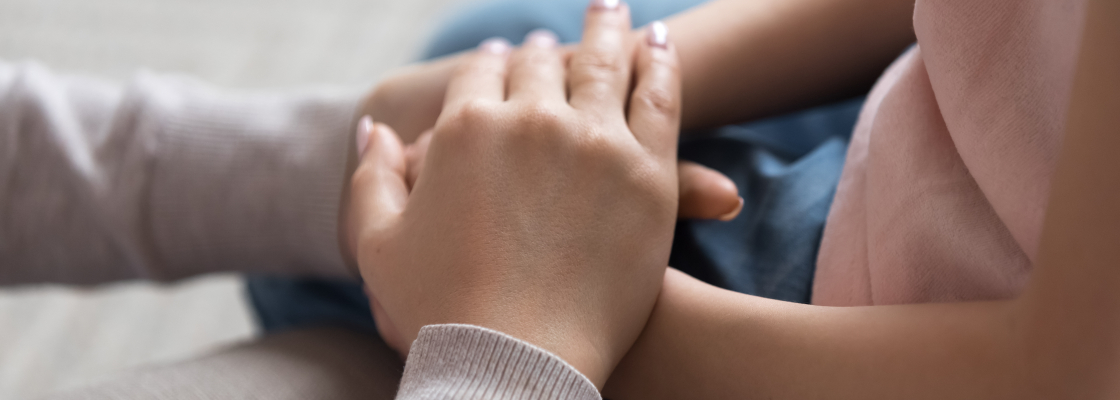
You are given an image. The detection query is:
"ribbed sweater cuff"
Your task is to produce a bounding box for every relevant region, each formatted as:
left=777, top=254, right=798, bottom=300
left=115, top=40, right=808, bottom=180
left=398, top=324, right=600, bottom=400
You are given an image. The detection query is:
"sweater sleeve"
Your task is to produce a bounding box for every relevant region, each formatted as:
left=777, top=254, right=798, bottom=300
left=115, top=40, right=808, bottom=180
left=0, top=59, right=362, bottom=285
left=398, top=324, right=600, bottom=400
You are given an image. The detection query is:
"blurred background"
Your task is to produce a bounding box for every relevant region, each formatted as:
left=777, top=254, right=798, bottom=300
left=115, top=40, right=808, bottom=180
left=0, top=0, right=467, bottom=397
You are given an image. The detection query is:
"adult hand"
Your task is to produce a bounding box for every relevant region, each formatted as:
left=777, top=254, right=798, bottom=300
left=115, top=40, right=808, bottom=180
left=341, top=48, right=740, bottom=269
left=357, top=45, right=741, bottom=220
left=341, top=46, right=740, bottom=271
left=399, top=124, right=742, bottom=221
left=348, top=2, right=681, bottom=388
left=359, top=55, right=463, bottom=144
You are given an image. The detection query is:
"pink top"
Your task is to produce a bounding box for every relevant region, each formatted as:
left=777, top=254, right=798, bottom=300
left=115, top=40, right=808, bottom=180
left=813, top=0, right=1087, bottom=306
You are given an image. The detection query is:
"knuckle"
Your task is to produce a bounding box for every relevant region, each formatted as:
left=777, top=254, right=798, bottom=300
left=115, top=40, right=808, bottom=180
left=454, top=56, right=504, bottom=80
left=502, top=103, right=565, bottom=148
left=514, top=49, right=558, bottom=69
left=515, top=103, right=564, bottom=131
left=577, top=82, right=617, bottom=103
left=650, top=50, right=681, bottom=75
left=634, top=86, right=679, bottom=117
left=437, top=99, right=500, bottom=142
left=573, top=129, right=623, bottom=161
left=571, top=50, right=626, bottom=79
left=451, top=99, right=498, bottom=126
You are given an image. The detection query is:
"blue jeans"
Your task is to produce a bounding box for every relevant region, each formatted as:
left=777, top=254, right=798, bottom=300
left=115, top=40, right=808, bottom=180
left=247, top=0, right=861, bottom=334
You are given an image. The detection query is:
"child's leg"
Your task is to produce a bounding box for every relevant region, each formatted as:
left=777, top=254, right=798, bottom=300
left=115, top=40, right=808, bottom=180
left=671, top=98, right=864, bottom=304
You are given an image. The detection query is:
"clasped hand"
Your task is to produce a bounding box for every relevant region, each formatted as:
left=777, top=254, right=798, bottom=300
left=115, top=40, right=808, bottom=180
left=344, top=4, right=731, bottom=388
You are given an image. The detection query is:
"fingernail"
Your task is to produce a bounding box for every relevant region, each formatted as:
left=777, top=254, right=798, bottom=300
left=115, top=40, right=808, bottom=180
left=589, top=0, right=620, bottom=10
left=647, top=20, right=668, bottom=49
left=479, top=37, right=512, bottom=55
left=718, top=197, right=744, bottom=222
left=524, top=29, right=559, bottom=48
left=356, top=115, right=374, bottom=157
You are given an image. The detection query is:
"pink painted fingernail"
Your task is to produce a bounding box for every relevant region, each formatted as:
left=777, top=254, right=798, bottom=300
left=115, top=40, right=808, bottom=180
left=647, top=20, right=668, bottom=49
left=589, top=0, right=620, bottom=10
left=718, top=197, right=745, bottom=222
left=356, top=115, right=374, bottom=157
left=479, top=37, right=512, bottom=55
left=525, top=29, right=559, bottom=48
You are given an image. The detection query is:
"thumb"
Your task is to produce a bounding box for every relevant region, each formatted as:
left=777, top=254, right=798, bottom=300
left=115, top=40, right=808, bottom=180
left=677, top=161, right=743, bottom=221
left=348, top=116, right=410, bottom=257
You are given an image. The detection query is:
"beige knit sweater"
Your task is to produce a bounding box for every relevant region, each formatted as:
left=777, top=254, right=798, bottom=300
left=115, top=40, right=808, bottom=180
left=0, top=60, right=598, bottom=399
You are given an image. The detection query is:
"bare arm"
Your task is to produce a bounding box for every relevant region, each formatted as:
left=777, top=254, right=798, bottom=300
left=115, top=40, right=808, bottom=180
left=604, top=1, right=1120, bottom=397
left=665, top=0, right=916, bottom=129
left=366, top=0, right=916, bottom=136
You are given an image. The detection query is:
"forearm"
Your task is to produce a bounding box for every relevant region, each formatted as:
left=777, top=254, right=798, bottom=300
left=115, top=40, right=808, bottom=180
left=663, top=0, right=915, bottom=129
left=604, top=269, right=1026, bottom=399
left=608, top=4, right=1120, bottom=396
left=1017, top=0, right=1120, bottom=395
left=0, top=60, right=359, bottom=285
left=366, top=0, right=915, bottom=137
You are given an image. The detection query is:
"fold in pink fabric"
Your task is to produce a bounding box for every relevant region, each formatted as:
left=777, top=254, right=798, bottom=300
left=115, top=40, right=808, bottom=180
left=813, top=0, right=1087, bottom=306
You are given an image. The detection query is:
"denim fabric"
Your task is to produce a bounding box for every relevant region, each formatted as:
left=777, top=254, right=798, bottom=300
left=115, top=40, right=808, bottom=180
left=248, top=0, right=860, bottom=333
left=671, top=99, right=859, bottom=304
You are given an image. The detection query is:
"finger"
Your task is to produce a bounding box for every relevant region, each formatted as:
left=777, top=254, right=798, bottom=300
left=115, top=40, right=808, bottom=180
left=567, top=0, right=634, bottom=115
left=508, top=29, right=566, bottom=103
left=348, top=116, right=410, bottom=254
left=628, top=21, right=682, bottom=160
left=404, top=129, right=433, bottom=189
left=361, top=52, right=466, bottom=143
left=443, top=37, right=512, bottom=110
left=677, top=161, right=743, bottom=221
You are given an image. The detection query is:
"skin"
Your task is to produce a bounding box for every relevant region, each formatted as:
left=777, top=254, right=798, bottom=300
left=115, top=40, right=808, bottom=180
left=343, top=0, right=914, bottom=353
left=601, top=0, right=1120, bottom=398
left=348, top=4, right=683, bottom=388
left=351, top=0, right=918, bottom=229
left=360, top=0, right=916, bottom=132
left=664, top=0, right=916, bottom=128
left=351, top=0, right=1118, bottom=397
left=337, top=39, right=741, bottom=270
left=356, top=56, right=742, bottom=223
